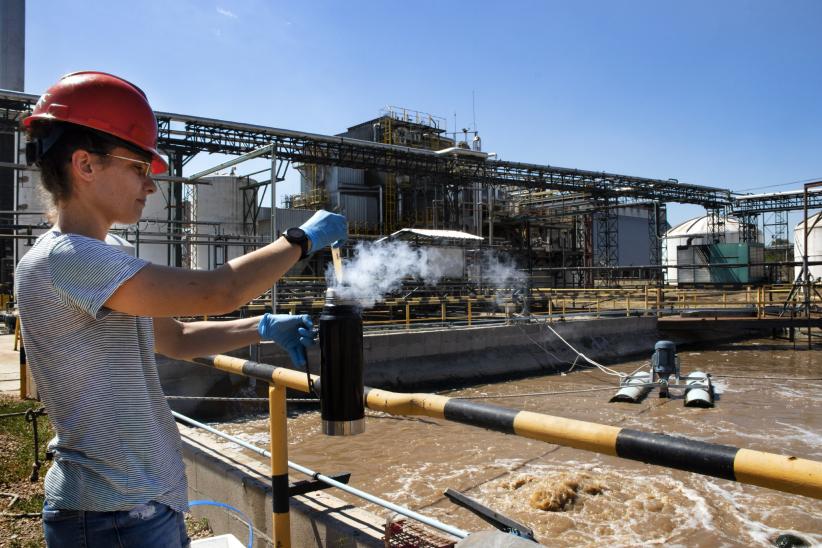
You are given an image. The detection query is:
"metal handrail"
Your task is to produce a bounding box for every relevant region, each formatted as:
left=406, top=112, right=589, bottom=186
left=188, top=354, right=822, bottom=501
left=172, top=411, right=469, bottom=540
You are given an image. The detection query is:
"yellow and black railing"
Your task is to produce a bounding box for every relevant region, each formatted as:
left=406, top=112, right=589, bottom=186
left=189, top=354, right=822, bottom=546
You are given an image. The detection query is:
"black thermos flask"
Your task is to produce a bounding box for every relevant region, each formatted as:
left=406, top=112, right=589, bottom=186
left=319, top=289, right=365, bottom=436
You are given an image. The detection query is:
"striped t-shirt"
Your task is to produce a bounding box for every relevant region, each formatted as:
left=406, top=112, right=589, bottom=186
left=15, top=230, right=188, bottom=512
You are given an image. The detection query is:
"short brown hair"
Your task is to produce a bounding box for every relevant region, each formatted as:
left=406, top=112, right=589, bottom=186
left=25, top=121, right=144, bottom=207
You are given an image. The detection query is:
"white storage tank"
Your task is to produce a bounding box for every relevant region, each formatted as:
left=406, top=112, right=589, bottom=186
left=192, top=176, right=247, bottom=270
left=793, top=211, right=822, bottom=281
left=663, top=216, right=746, bottom=285
left=130, top=181, right=174, bottom=266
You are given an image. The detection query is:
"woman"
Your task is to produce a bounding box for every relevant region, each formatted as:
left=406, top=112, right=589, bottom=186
left=16, top=71, right=346, bottom=547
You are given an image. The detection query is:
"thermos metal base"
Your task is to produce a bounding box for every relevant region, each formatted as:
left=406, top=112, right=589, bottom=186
left=322, top=419, right=365, bottom=436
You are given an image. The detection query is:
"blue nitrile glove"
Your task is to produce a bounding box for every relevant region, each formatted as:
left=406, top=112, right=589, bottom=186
left=258, top=313, right=316, bottom=367
left=299, top=210, right=347, bottom=254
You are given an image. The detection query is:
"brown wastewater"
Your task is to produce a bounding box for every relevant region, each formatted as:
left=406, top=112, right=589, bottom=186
left=208, top=337, right=822, bottom=547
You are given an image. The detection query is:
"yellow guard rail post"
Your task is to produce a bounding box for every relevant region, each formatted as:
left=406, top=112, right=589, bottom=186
left=269, top=383, right=290, bottom=547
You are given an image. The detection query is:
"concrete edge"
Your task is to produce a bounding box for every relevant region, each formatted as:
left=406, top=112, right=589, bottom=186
left=180, top=424, right=387, bottom=547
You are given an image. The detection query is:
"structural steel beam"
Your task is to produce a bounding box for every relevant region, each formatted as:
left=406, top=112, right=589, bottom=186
left=0, top=89, right=730, bottom=207
left=732, top=188, right=822, bottom=214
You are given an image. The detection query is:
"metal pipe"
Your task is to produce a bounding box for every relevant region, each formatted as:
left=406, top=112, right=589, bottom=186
left=802, top=181, right=822, bottom=348
left=189, top=355, right=822, bottom=500
left=171, top=411, right=469, bottom=539
left=189, top=142, right=274, bottom=181
left=270, top=144, right=278, bottom=313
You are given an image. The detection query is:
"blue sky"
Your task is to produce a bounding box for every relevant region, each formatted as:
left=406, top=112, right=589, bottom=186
left=23, top=0, right=822, bottom=229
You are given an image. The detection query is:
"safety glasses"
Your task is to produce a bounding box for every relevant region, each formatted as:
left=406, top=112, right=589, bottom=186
left=95, top=152, right=152, bottom=177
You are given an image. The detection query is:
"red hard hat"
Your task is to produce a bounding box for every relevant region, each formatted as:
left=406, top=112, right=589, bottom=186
left=23, top=71, right=168, bottom=174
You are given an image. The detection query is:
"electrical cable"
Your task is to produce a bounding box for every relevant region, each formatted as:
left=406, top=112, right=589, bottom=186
left=712, top=374, right=822, bottom=381
left=529, top=319, right=629, bottom=377
left=165, top=396, right=319, bottom=403
left=452, top=385, right=658, bottom=399
left=516, top=323, right=577, bottom=366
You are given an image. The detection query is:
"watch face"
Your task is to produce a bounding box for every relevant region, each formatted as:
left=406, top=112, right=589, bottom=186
left=286, top=227, right=306, bottom=240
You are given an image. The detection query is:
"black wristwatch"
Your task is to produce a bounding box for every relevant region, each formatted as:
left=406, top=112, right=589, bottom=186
left=283, top=227, right=311, bottom=259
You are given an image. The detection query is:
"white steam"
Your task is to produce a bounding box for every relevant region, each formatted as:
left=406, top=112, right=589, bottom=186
left=479, top=250, right=527, bottom=289
left=326, top=241, right=526, bottom=309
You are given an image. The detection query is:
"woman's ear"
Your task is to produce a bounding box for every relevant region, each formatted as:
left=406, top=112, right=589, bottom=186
left=70, top=149, right=97, bottom=185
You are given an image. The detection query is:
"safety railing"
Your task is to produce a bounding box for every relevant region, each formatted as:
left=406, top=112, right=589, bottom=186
left=184, top=354, right=822, bottom=547
left=229, top=283, right=822, bottom=330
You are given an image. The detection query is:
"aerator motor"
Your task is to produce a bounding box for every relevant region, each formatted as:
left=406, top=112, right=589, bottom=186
left=611, top=340, right=715, bottom=407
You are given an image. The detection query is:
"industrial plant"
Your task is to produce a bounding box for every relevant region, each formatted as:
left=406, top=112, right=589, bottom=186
left=1, top=4, right=820, bottom=546
left=2, top=98, right=821, bottom=313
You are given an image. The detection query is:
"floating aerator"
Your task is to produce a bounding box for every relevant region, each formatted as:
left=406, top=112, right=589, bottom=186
left=611, top=340, right=715, bottom=407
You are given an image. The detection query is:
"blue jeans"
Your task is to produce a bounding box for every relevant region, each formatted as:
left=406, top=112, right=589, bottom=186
left=43, top=500, right=190, bottom=548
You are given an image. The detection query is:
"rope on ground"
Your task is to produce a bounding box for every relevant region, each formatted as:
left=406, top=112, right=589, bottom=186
left=0, top=493, right=38, bottom=518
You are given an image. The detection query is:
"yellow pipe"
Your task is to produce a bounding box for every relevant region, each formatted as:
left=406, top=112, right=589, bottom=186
left=361, top=389, right=820, bottom=499
left=203, top=355, right=313, bottom=392
left=734, top=449, right=822, bottom=499
left=365, top=388, right=450, bottom=417
left=513, top=411, right=620, bottom=455
left=192, top=356, right=822, bottom=500
left=269, top=384, right=291, bottom=548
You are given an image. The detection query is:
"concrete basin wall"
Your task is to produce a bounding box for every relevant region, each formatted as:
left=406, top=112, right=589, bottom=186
left=255, top=316, right=660, bottom=390
left=159, top=316, right=660, bottom=413
left=181, top=424, right=387, bottom=547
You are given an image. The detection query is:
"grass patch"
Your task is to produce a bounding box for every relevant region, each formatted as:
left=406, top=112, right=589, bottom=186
left=0, top=396, right=52, bottom=487
left=0, top=395, right=214, bottom=545
left=0, top=394, right=53, bottom=547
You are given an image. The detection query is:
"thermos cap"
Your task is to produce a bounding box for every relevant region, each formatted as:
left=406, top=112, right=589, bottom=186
left=324, top=288, right=360, bottom=307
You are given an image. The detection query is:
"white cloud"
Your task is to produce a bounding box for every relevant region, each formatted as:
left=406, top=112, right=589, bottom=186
left=216, top=7, right=238, bottom=19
